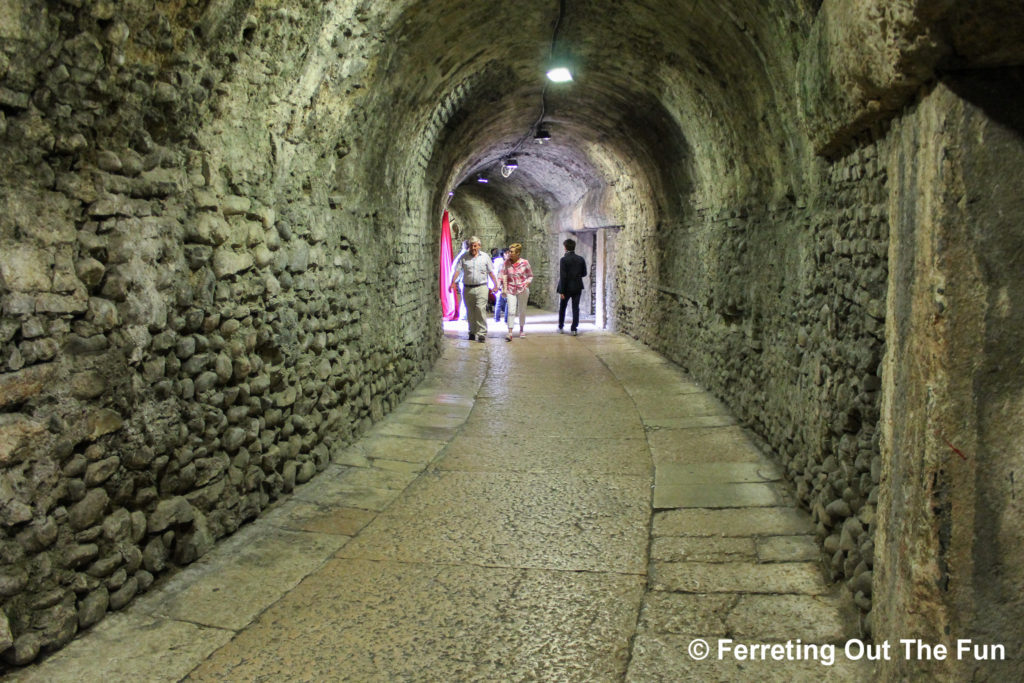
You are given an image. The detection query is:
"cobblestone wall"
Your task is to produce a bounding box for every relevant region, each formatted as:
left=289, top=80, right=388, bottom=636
left=615, top=138, right=889, bottom=634
left=0, top=1, right=441, bottom=667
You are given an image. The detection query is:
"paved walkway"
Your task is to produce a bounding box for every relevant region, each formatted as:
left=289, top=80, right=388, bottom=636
left=11, top=310, right=868, bottom=681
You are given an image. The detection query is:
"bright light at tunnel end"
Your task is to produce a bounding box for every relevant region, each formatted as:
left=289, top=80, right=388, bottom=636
left=546, top=67, right=573, bottom=82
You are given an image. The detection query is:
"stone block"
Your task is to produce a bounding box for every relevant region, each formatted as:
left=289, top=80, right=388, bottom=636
left=85, top=456, right=120, bottom=486
left=222, top=195, right=251, bottom=216
left=212, top=248, right=254, bottom=279
left=147, top=496, right=194, bottom=533
left=0, top=413, right=46, bottom=465
left=0, top=245, right=52, bottom=291
left=68, top=488, right=109, bottom=531
left=0, top=362, right=57, bottom=408
left=36, top=292, right=89, bottom=314
left=77, top=587, right=109, bottom=629
left=0, top=608, right=12, bottom=651
left=86, top=408, right=123, bottom=440
left=188, top=213, right=231, bottom=245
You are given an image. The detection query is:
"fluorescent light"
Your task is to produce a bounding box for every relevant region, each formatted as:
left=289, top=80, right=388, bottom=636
left=546, top=67, right=573, bottom=82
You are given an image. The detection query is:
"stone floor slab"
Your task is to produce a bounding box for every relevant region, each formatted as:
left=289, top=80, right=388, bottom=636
left=638, top=592, right=735, bottom=636
left=653, top=507, right=815, bottom=537
left=465, top=410, right=647, bottom=439
left=626, top=633, right=873, bottom=682
left=364, top=420, right=461, bottom=441
left=370, top=457, right=429, bottom=474
left=188, top=559, right=645, bottom=682
left=334, top=464, right=419, bottom=490
left=438, top=435, right=651, bottom=476
left=646, top=415, right=738, bottom=430
left=350, top=434, right=448, bottom=464
left=650, top=536, right=758, bottom=563
left=633, top=392, right=732, bottom=420
left=650, top=561, right=829, bottom=594
left=292, top=478, right=402, bottom=511
left=404, top=391, right=478, bottom=409
left=8, top=613, right=234, bottom=683
left=655, top=461, right=783, bottom=486
left=130, top=525, right=349, bottom=631
left=261, top=498, right=377, bottom=536
left=653, top=482, right=789, bottom=509
left=337, top=470, right=651, bottom=573
left=647, top=426, right=765, bottom=464
left=727, top=594, right=859, bottom=643
left=758, top=535, right=823, bottom=563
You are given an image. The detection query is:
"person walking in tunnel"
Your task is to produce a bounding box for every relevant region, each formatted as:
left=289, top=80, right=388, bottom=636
left=501, top=243, right=533, bottom=341
left=450, top=235, right=498, bottom=342
left=493, top=247, right=509, bottom=325
left=557, top=238, right=587, bottom=336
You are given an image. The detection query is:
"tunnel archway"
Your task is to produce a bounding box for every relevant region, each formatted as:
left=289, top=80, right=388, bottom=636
left=1, top=0, right=1022, bottom=676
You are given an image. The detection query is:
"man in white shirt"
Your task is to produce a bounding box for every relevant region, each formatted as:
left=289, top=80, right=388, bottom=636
left=450, top=236, right=498, bottom=342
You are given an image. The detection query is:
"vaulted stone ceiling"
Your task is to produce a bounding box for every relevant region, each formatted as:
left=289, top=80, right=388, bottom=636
left=372, top=0, right=815, bottom=223
left=330, top=0, right=1024, bottom=232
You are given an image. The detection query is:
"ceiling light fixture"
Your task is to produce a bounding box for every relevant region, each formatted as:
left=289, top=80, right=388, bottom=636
left=487, top=0, right=570, bottom=182
left=500, top=158, right=519, bottom=178
left=546, top=65, right=572, bottom=83
left=476, top=174, right=489, bottom=184
left=545, top=0, right=573, bottom=82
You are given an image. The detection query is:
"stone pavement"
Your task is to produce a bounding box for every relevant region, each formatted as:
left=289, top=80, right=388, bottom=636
left=10, top=310, right=869, bottom=682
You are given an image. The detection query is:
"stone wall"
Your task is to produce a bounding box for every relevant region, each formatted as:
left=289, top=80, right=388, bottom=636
left=0, top=0, right=441, bottom=668
left=876, top=76, right=1024, bottom=680
left=614, top=140, right=889, bottom=633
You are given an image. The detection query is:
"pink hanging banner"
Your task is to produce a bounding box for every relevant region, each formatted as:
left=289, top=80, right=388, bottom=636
left=439, top=210, right=458, bottom=320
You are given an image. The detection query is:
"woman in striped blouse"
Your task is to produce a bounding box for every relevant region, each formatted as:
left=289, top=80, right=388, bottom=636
left=501, top=243, right=534, bottom=341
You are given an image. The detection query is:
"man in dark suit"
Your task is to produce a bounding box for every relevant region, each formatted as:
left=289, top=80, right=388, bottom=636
left=556, top=238, right=588, bottom=335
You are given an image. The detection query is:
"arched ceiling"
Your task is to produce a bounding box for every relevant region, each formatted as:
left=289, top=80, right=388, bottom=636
left=362, top=0, right=816, bottom=229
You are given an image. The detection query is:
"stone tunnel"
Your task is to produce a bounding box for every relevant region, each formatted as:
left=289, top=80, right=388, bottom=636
left=1, top=0, right=1023, bottom=679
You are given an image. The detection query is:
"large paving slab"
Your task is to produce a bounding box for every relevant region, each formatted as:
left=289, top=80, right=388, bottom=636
left=9, top=613, right=235, bottom=683
left=649, top=561, right=831, bottom=594
left=626, top=633, right=873, bottom=682
left=438, top=435, right=652, bottom=476
left=653, top=507, right=815, bottom=537
left=337, top=470, right=651, bottom=573
left=187, top=559, right=646, bottom=682
left=128, top=525, right=350, bottom=631
left=647, top=425, right=775, bottom=465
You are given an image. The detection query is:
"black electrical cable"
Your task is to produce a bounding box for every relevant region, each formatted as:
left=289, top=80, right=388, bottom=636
left=506, top=0, right=566, bottom=159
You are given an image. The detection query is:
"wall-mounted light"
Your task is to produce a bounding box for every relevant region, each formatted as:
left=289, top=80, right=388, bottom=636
left=476, top=174, right=489, bottom=184
left=534, top=126, right=551, bottom=144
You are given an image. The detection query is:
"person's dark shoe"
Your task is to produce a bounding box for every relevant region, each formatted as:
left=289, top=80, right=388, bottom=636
left=477, top=336, right=486, bottom=343
left=468, top=334, right=476, bottom=341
